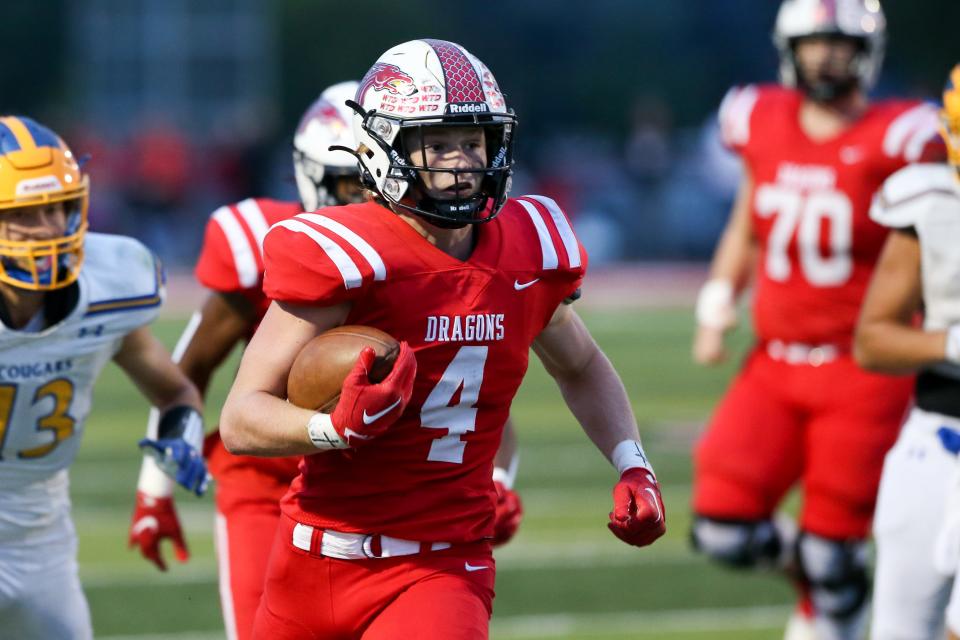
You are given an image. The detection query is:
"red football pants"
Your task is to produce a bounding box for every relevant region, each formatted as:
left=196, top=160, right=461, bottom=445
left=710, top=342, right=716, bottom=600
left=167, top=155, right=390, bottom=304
left=693, top=348, right=912, bottom=539
left=214, top=484, right=286, bottom=640
left=253, top=516, right=495, bottom=640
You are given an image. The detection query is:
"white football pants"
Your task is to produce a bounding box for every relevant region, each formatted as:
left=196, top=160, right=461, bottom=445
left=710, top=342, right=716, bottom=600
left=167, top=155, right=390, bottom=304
left=870, top=407, right=958, bottom=640
left=0, top=471, right=92, bottom=639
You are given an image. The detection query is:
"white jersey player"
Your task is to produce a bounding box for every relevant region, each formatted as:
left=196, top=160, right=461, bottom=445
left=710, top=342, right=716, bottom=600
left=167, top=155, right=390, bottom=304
left=0, top=115, right=206, bottom=640
left=854, top=65, right=960, bottom=640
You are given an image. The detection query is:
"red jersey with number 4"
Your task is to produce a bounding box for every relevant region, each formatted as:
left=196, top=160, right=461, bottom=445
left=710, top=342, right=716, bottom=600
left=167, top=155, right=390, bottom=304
left=719, top=84, right=943, bottom=346
left=194, top=197, right=303, bottom=488
left=262, top=198, right=586, bottom=543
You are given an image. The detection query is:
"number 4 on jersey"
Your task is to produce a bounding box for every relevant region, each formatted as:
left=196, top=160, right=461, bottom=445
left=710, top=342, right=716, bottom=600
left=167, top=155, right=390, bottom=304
left=421, top=346, right=488, bottom=464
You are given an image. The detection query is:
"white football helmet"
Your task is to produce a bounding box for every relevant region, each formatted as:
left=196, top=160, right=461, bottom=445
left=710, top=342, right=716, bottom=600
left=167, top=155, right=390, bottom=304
left=349, top=39, right=517, bottom=227
left=293, top=80, right=362, bottom=211
left=774, top=0, right=886, bottom=100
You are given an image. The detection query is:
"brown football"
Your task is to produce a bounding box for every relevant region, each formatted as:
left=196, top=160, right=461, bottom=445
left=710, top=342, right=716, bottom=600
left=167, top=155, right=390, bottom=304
left=287, top=325, right=400, bottom=412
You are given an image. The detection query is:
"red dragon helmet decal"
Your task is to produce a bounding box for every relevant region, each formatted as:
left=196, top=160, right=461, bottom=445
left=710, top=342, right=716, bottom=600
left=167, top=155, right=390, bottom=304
left=357, top=63, right=419, bottom=103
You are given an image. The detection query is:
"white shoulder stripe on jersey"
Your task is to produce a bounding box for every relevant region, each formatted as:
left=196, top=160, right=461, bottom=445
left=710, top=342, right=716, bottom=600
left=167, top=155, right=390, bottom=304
left=884, top=103, right=937, bottom=159
left=904, top=110, right=940, bottom=162
left=517, top=199, right=559, bottom=270
left=212, top=206, right=259, bottom=288
left=526, top=195, right=582, bottom=269
left=236, top=198, right=272, bottom=251
left=274, top=219, right=363, bottom=289
left=719, top=85, right=758, bottom=148
left=295, top=213, right=386, bottom=281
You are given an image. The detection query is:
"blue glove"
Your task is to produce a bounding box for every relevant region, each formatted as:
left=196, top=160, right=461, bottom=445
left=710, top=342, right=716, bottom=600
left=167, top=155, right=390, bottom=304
left=139, top=406, right=210, bottom=497
left=139, top=437, right=209, bottom=496
left=937, top=426, right=960, bottom=456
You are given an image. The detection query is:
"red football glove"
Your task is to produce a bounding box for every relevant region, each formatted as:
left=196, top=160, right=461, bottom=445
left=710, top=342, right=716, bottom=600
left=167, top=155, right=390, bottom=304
left=607, top=468, right=666, bottom=547
left=129, top=491, right=189, bottom=571
left=331, top=343, right=417, bottom=447
left=492, top=480, right=524, bottom=546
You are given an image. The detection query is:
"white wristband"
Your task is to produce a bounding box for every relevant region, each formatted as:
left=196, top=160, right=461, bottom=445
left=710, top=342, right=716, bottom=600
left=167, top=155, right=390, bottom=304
left=137, top=455, right=175, bottom=498
left=138, top=406, right=174, bottom=497
left=492, top=452, right=519, bottom=489
left=695, top=279, right=736, bottom=329
left=946, top=325, right=960, bottom=364
left=306, top=413, right=349, bottom=450
left=610, top=439, right=655, bottom=476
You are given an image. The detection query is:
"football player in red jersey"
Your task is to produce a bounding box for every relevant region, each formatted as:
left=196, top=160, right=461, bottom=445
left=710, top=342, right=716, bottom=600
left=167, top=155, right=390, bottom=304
left=690, top=1, right=943, bottom=639
left=220, top=39, right=665, bottom=640
left=128, top=80, right=525, bottom=640
left=125, top=82, right=363, bottom=639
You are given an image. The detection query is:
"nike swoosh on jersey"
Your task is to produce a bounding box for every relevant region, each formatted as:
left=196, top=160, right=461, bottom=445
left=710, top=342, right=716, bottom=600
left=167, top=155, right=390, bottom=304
left=514, top=278, right=540, bottom=290
left=362, top=397, right=403, bottom=425
left=464, top=562, right=489, bottom=572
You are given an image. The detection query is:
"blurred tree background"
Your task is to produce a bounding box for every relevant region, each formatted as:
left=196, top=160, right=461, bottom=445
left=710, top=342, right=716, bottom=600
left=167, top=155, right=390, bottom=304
left=0, top=0, right=955, bottom=263
left=3, top=1, right=956, bottom=135
left=276, top=0, right=958, bottom=133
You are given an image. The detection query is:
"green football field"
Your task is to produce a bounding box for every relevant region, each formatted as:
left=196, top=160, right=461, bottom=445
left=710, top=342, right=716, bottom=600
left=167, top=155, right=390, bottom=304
left=74, top=306, right=798, bottom=639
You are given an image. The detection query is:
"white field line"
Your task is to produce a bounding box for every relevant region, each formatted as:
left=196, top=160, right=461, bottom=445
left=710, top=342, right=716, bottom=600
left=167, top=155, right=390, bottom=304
left=490, top=605, right=792, bottom=637
left=81, top=551, right=700, bottom=586
left=161, top=264, right=708, bottom=315
left=82, top=544, right=706, bottom=589
left=96, top=605, right=791, bottom=640
left=72, top=483, right=696, bottom=524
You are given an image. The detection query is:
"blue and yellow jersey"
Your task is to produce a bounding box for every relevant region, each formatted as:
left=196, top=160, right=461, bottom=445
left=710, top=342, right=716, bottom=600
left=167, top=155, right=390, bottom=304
left=0, top=232, right=163, bottom=533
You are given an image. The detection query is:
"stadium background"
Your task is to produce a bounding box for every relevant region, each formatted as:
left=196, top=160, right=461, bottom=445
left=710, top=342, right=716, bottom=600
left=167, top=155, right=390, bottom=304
left=3, top=1, right=957, bottom=638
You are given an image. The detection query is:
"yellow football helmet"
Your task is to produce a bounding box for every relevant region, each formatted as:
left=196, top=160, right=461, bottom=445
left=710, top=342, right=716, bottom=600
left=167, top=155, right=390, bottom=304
left=941, top=64, right=960, bottom=178
left=0, top=116, right=88, bottom=290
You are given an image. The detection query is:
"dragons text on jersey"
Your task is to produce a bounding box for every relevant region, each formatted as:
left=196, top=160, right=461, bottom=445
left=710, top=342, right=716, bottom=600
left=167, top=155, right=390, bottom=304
left=262, top=196, right=586, bottom=543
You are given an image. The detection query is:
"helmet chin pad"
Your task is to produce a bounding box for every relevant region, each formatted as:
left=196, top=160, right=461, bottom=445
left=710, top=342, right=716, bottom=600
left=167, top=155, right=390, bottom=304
left=407, top=188, right=487, bottom=229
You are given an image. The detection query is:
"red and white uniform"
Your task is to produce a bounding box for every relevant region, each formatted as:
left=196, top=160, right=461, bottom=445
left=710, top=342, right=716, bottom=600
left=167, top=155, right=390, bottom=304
left=255, top=197, right=585, bottom=638
left=693, top=84, right=943, bottom=538
left=194, top=197, right=301, bottom=640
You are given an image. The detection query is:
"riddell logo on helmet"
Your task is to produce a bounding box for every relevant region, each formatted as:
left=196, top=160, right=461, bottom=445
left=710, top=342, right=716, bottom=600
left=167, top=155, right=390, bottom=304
left=446, top=102, right=488, bottom=115
left=15, top=176, right=63, bottom=197
left=358, top=63, right=418, bottom=102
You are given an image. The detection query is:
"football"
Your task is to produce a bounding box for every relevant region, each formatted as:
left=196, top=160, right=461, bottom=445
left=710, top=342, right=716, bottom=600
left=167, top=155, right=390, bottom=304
left=287, top=325, right=400, bottom=412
